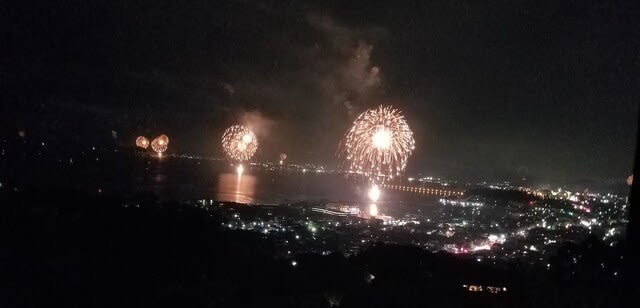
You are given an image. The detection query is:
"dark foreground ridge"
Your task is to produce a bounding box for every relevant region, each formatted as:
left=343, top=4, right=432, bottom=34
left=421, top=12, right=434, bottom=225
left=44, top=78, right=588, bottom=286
left=0, top=190, right=632, bottom=307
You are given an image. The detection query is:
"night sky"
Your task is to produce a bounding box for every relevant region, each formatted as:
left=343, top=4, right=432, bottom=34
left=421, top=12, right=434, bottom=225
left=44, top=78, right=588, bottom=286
left=2, top=0, right=639, bottom=187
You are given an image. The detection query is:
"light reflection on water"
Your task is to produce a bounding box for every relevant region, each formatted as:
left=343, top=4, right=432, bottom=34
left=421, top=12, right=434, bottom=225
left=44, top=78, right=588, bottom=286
left=127, top=159, right=441, bottom=215
left=216, top=173, right=256, bottom=204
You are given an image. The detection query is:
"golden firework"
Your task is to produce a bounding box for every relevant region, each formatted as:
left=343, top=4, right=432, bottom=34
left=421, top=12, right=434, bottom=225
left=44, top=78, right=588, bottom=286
left=151, top=136, right=168, bottom=155
left=135, top=136, right=149, bottom=149
left=157, top=134, right=169, bottom=145
left=339, top=105, right=415, bottom=181
left=222, top=125, right=258, bottom=161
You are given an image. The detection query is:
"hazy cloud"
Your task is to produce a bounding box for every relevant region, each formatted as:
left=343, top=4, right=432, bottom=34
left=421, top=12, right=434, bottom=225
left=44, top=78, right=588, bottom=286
left=307, top=15, right=384, bottom=117
left=240, top=110, right=274, bottom=138
left=222, top=83, right=235, bottom=96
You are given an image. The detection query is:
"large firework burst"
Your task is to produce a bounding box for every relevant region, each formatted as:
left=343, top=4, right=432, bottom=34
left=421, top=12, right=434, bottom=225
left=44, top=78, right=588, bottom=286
left=151, top=135, right=169, bottom=155
left=339, top=105, right=415, bottom=181
left=222, top=125, right=258, bottom=162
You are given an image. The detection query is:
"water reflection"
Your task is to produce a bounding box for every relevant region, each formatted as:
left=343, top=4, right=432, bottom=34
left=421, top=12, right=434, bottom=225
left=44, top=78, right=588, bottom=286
left=216, top=173, right=256, bottom=204
left=369, top=203, right=378, bottom=217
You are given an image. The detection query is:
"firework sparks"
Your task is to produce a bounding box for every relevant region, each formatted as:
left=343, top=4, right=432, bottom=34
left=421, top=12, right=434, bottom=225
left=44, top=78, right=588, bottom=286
left=222, top=125, right=258, bottom=162
left=368, top=185, right=381, bottom=202
left=339, top=105, right=415, bottom=181
left=157, top=134, right=169, bottom=145
left=135, top=136, right=149, bottom=149
left=151, top=135, right=168, bottom=156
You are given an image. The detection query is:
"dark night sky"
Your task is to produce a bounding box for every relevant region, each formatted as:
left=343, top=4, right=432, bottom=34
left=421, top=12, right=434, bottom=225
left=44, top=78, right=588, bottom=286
left=2, top=0, right=639, bottom=187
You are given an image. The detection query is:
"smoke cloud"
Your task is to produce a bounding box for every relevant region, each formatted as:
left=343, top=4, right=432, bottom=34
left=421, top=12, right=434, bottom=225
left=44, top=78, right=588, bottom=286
left=240, top=110, right=274, bottom=139
left=308, top=15, right=384, bottom=117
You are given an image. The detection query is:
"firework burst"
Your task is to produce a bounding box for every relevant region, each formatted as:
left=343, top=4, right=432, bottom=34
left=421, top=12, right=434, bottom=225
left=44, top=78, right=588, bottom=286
left=339, top=105, right=415, bottom=181
left=151, top=135, right=168, bottom=155
left=157, top=134, right=169, bottom=145
left=222, top=125, right=258, bottom=162
left=136, top=136, right=149, bottom=149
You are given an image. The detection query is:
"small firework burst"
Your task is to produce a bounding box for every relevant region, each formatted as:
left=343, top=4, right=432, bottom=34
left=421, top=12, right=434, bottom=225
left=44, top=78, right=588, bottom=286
left=135, top=136, right=149, bottom=149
